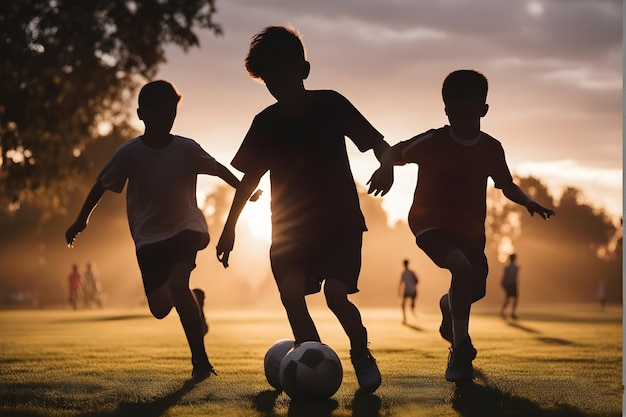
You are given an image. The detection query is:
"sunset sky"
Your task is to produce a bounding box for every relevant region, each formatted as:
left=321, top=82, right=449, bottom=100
left=136, top=0, right=621, bottom=231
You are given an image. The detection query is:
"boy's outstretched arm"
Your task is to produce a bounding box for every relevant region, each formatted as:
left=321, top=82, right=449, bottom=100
left=216, top=172, right=262, bottom=268
left=501, top=182, right=555, bottom=220
left=372, top=140, right=391, bottom=162
left=65, top=180, right=107, bottom=247
left=367, top=144, right=403, bottom=197
left=215, top=161, right=262, bottom=201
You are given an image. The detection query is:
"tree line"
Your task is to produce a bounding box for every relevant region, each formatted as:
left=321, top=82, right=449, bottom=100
left=0, top=1, right=620, bottom=307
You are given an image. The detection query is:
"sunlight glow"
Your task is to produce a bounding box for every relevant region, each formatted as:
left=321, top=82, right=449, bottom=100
left=240, top=193, right=273, bottom=242
left=526, top=1, right=544, bottom=17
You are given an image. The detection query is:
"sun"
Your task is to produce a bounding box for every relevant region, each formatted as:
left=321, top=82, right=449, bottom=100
left=241, top=192, right=272, bottom=242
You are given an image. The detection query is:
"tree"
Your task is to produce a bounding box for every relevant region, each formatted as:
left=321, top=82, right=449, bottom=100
left=0, top=0, right=221, bottom=212
left=485, top=176, right=622, bottom=304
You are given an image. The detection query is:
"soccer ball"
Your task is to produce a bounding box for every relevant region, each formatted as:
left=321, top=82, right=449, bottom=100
left=264, top=339, right=295, bottom=389
left=279, top=341, right=343, bottom=399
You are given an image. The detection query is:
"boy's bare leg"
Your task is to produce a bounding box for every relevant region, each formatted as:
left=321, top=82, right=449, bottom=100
left=324, top=279, right=381, bottom=392
left=146, top=283, right=174, bottom=319
left=501, top=297, right=510, bottom=318
left=445, top=249, right=473, bottom=344
left=169, top=261, right=214, bottom=381
left=442, top=249, right=477, bottom=382
left=278, top=271, right=320, bottom=345
left=324, top=279, right=366, bottom=348
left=511, top=296, right=518, bottom=319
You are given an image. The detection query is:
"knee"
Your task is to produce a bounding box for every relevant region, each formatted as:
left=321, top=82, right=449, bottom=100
left=445, top=250, right=472, bottom=277
left=168, top=262, right=195, bottom=296
left=472, top=287, right=486, bottom=302
left=278, top=273, right=306, bottom=308
left=146, top=284, right=173, bottom=319
left=325, top=292, right=344, bottom=313
left=324, top=281, right=348, bottom=313
left=148, top=298, right=172, bottom=319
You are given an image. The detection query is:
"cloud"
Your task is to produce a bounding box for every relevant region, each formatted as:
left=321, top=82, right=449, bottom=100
left=157, top=0, right=621, bottom=221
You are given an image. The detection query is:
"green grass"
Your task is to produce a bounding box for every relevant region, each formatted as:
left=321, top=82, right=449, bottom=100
left=0, top=305, right=621, bottom=417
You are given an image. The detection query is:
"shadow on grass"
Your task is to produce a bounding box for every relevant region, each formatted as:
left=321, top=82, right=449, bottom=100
left=506, top=321, right=541, bottom=334
left=79, top=379, right=198, bottom=417
left=252, top=388, right=382, bottom=417
left=452, top=380, right=588, bottom=417
left=507, top=321, right=575, bottom=346
left=53, top=314, right=153, bottom=323
left=402, top=323, right=424, bottom=332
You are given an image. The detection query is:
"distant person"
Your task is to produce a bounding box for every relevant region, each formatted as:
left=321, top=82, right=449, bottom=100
left=83, top=262, right=103, bottom=308
left=399, top=259, right=418, bottom=323
left=65, top=80, right=260, bottom=383
left=597, top=280, right=606, bottom=311
left=367, top=69, right=555, bottom=383
left=68, top=263, right=83, bottom=310
left=215, top=26, right=390, bottom=392
left=500, top=254, right=519, bottom=319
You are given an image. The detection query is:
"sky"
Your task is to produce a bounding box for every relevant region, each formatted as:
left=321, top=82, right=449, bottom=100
left=140, top=0, right=622, bottom=230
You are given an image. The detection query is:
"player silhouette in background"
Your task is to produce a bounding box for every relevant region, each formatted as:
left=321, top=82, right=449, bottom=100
left=66, top=80, right=260, bottom=383
left=500, top=254, right=519, bottom=319
left=368, top=69, right=554, bottom=383
left=216, top=26, right=390, bottom=393
left=399, top=259, right=418, bottom=324
left=67, top=263, right=83, bottom=310
left=83, top=262, right=103, bottom=308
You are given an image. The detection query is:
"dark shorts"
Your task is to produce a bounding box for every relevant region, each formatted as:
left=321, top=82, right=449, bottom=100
left=136, top=230, right=209, bottom=295
left=503, top=283, right=518, bottom=297
left=270, top=228, right=363, bottom=295
left=416, top=228, right=488, bottom=301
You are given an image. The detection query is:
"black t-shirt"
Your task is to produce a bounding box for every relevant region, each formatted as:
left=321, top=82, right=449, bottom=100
left=232, top=90, right=384, bottom=238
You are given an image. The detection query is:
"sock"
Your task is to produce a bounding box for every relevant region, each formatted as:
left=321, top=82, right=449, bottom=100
left=452, top=319, right=469, bottom=347
left=349, top=326, right=368, bottom=355
left=181, top=317, right=208, bottom=364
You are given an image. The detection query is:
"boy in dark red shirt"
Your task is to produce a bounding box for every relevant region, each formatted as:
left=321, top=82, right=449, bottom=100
left=368, top=69, right=554, bottom=383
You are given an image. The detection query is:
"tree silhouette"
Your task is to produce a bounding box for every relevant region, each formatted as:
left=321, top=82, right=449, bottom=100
left=0, top=0, right=221, bottom=212
left=485, top=176, right=622, bottom=304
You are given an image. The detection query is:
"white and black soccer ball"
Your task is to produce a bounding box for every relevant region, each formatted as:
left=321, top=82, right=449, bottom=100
left=264, top=339, right=295, bottom=389
left=279, top=341, right=343, bottom=399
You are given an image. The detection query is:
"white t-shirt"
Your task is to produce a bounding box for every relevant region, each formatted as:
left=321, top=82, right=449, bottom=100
left=98, top=135, right=217, bottom=249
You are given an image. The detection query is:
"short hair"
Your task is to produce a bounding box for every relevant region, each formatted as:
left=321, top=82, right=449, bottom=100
left=245, top=26, right=306, bottom=80
left=442, top=70, right=488, bottom=105
left=138, top=80, right=181, bottom=108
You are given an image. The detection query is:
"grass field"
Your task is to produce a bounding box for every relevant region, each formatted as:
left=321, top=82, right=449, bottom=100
left=0, top=305, right=622, bottom=417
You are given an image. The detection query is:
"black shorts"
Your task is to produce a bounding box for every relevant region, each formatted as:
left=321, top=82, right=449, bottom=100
left=270, top=228, right=363, bottom=295
left=503, top=283, right=518, bottom=297
left=416, top=229, right=488, bottom=301
left=136, top=230, right=209, bottom=295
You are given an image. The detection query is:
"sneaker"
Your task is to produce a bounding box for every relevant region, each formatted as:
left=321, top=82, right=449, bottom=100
left=351, top=348, right=382, bottom=393
left=192, top=358, right=217, bottom=383
left=192, top=288, right=209, bottom=335
left=445, top=337, right=477, bottom=383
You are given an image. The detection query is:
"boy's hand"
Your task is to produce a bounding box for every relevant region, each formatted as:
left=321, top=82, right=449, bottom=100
left=526, top=201, right=555, bottom=220
left=367, top=165, right=394, bottom=197
left=216, top=228, right=235, bottom=268
left=65, top=221, right=87, bottom=248
left=249, top=189, right=263, bottom=202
